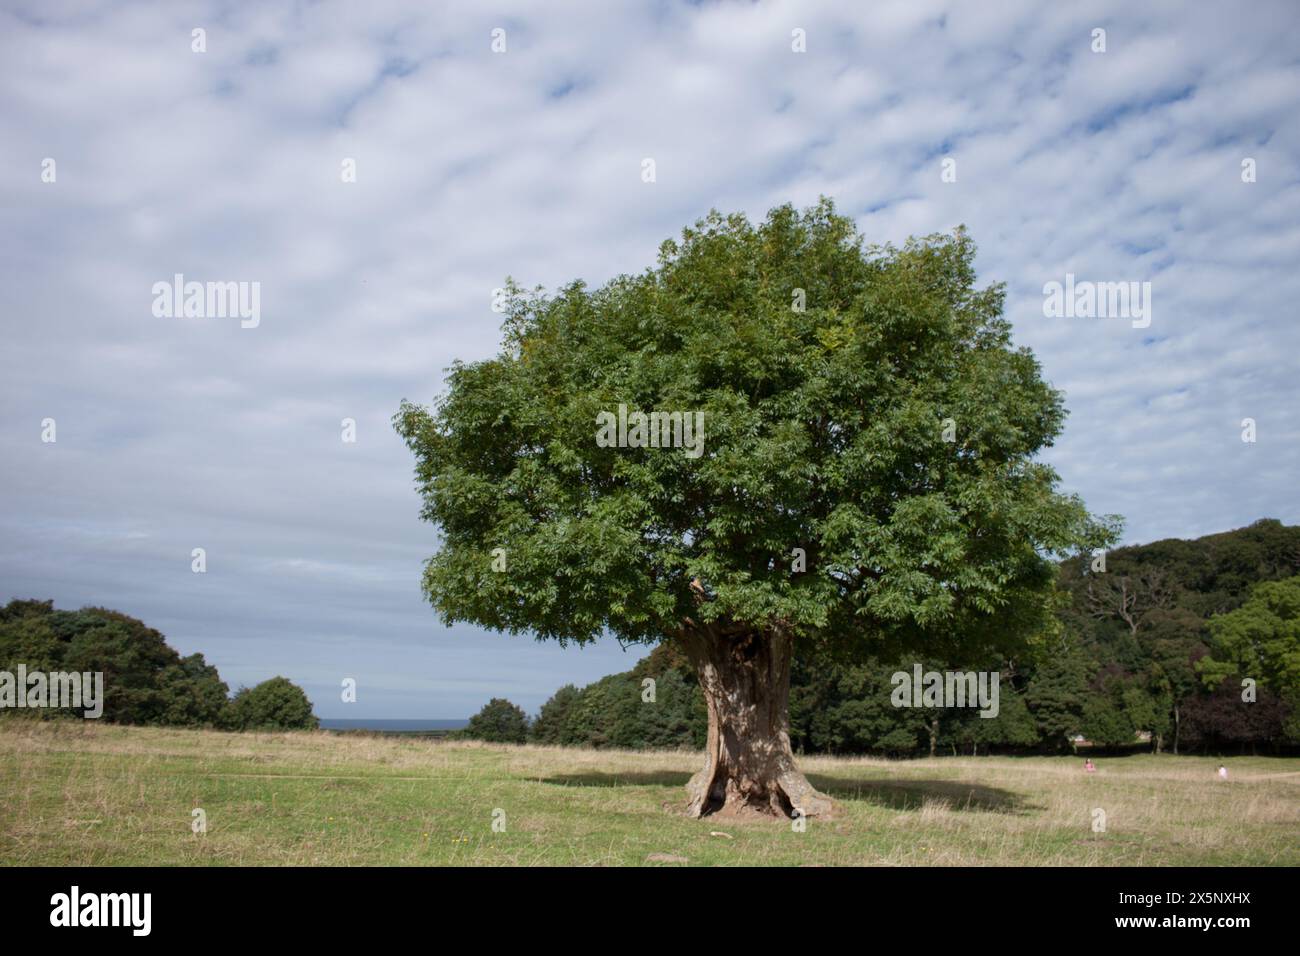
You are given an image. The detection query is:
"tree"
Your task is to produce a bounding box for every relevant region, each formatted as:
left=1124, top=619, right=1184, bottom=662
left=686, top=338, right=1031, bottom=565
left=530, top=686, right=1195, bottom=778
left=1025, top=637, right=1092, bottom=751
left=462, top=697, right=529, bottom=744
left=396, top=200, right=1110, bottom=817
left=1085, top=566, right=1176, bottom=636
left=226, top=677, right=318, bottom=731
left=789, top=655, right=930, bottom=756
left=0, top=599, right=229, bottom=726
left=157, top=652, right=229, bottom=726
left=948, top=677, right=1039, bottom=755
left=1199, top=575, right=1300, bottom=741
left=1181, top=681, right=1291, bottom=752
left=615, top=669, right=705, bottom=749
left=1080, top=670, right=1137, bottom=749
left=1121, top=681, right=1171, bottom=752
left=531, top=684, right=580, bottom=745
left=1140, top=606, right=1203, bottom=753
left=1080, top=695, right=1135, bottom=749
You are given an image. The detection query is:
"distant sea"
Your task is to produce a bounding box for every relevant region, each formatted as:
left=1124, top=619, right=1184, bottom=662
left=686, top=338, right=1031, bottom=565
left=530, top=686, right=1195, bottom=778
left=319, top=718, right=467, bottom=732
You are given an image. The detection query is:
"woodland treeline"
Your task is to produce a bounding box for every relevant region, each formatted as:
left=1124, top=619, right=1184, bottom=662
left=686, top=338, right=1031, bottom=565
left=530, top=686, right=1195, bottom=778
left=0, top=600, right=317, bottom=731
left=471, top=520, right=1300, bottom=755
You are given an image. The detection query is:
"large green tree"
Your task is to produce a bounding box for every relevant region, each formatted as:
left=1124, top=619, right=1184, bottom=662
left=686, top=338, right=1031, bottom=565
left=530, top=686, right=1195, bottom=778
left=396, top=200, right=1110, bottom=817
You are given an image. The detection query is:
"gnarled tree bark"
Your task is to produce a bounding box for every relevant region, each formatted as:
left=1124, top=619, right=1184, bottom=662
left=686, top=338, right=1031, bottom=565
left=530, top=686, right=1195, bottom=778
left=681, top=625, right=833, bottom=819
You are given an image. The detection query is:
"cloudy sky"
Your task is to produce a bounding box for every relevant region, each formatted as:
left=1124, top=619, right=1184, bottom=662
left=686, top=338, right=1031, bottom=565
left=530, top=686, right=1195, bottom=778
left=2, top=0, right=1297, bottom=720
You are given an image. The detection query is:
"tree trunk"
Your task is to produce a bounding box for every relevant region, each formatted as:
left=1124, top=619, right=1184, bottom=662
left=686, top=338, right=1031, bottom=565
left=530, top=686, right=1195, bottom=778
left=681, top=626, right=832, bottom=819
left=1173, top=702, right=1180, bottom=755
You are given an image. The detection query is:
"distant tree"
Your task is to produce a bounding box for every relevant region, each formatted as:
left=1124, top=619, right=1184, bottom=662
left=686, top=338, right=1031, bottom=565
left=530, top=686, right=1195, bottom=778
left=980, top=684, right=1040, bottom=751
left=1121, top=681, right=1171, bottom=752
left=0, top=600, right=62, bottom=672
left=226, top=677, right=318, bottom=731
left=1140, top=606, right=1205, bottom=753
left=1200, top=575, right=1300, bottom=741
left=531, top=653, right=706, bottom=751
left=794, top=658, right=930, bottom=756
left=1181, top=681, right=1291, bottom=752
left=1085, top=566, right=1177, bottom=636
left=1025, top=638, right=1092, bottom=751
left=462, top=697, right=529, bottom=744
left=1080, top=691, right=1136, bottom=749
left=157, top=653, right=229, bottom=726
left=1200, top=576, right=1300, bottom=694
left=612, top=669, right=705, bottom=750
left=530, top=684, right=580, bottom=745
left=949, top=679, right=1039, bottom=755
left=0, top=599, right=228, bottom=726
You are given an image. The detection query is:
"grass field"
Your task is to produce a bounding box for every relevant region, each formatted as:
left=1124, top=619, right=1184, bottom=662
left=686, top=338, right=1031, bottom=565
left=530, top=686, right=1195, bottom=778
left=2, top=720, right=1297, bottom=866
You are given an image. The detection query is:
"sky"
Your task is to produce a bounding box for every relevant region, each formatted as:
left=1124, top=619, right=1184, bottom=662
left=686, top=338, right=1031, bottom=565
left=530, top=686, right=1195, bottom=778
left=1, top=0, right=1297, bottom=720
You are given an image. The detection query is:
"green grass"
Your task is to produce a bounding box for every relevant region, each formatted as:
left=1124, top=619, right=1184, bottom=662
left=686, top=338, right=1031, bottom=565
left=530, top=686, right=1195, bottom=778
left=2, top=720, right=1297, bottom=866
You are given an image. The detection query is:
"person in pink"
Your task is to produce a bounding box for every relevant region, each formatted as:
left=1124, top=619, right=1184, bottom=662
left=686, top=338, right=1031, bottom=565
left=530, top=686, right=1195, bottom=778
left=1084, top=759, right=1096, bottom=773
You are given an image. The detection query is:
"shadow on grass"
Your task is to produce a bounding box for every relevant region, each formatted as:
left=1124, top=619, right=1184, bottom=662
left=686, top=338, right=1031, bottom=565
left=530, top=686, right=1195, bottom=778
left=541, top=771, right=1032, bottom=814
left=541, top=771, right=692, bottom=789
left=807, top=774, right=1033, bottom=814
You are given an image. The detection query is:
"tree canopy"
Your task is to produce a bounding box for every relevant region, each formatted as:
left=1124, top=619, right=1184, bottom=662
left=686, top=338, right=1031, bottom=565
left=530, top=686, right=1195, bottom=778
left=226, top=676, right=319, bottom=731
left=461, top=697, right=529, bottom=744
left=0, top=599, right=229, bottom=725
left=396, top=199, right=1111, bottom=664
left=0, top=599, right=317, bottom=732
